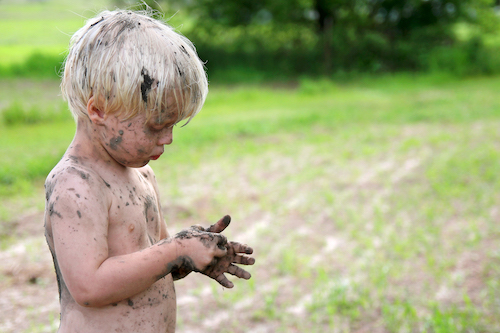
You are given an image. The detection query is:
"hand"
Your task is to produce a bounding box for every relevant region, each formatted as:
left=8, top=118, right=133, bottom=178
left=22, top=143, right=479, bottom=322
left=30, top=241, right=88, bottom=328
left=173, top=215, right=255, bottom=287
left=174, top=226, right=228, bottom=272
left=171, top=216, right=231, bottom=281
left=201, top=241, right=255, bottom=288
left=197, top=214, right=255, bottom=288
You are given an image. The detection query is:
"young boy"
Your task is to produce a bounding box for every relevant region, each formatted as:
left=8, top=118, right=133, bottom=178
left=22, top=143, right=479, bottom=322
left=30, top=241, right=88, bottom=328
left=44, top=9, right=255, bottom=332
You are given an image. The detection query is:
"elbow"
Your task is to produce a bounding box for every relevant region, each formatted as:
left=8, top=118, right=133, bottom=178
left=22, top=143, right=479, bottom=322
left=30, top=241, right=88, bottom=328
left=70, top=285, right=109, bottom=308
left=73, top=291, right=100, bottom=308
left=74, top=293, right=109, bottom=308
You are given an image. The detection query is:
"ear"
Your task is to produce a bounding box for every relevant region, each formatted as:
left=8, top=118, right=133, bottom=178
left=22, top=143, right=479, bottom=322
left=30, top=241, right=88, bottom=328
left=87, top=96, right=106, bottom=125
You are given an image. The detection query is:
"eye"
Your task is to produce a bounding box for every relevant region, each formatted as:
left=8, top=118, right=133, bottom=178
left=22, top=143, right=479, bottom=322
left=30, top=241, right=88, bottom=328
left=148, top=121, right=175, bottom=133
left=146, top=124, right=164, bottom=134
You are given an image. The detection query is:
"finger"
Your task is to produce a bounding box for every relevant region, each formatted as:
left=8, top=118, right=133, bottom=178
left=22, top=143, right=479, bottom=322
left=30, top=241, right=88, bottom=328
left=206, top=215, right=231, bottom=233
left=227, top=264, right=251, bottom=280
left=215, top=273, right=234, bottom=288
left=228, top=241, right=253, bottom=255
left=232, top=254, right=255, bottom=266
left=190, top=224, right=205, bottom=231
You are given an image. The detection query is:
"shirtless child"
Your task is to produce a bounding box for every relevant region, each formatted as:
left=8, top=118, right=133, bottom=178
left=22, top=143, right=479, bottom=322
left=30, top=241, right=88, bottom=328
left=44, top=9, right=255, bottom=332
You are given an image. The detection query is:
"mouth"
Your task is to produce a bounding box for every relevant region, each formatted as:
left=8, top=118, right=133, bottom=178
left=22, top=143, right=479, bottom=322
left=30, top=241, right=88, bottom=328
left=150, top=154, right=162, bottom=160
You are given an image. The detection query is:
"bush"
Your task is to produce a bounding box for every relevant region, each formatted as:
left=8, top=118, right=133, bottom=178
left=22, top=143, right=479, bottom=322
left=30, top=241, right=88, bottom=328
left=0, top=52, right=64, bottom=79
left=299, top=77, right=338, bottom=95
left=421, top=37, right=500, bottom=76
left=2, top=101, right=72, bottom=126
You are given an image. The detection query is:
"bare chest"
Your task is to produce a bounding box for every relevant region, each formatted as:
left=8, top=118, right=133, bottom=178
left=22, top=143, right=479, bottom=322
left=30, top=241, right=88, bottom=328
left=105, top=172, right=163, bottom=255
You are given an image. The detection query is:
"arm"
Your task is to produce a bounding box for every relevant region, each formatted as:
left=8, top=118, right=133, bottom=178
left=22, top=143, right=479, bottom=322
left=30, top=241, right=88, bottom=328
left=48, top=168, right=227, bottom=307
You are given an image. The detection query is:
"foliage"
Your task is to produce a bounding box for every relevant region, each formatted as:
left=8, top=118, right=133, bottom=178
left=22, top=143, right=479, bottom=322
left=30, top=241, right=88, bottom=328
left=2, top=0, right=500, bottom=80
left=1, top=100, right=71, bottom=126
left=0, top=52, right=64, bottom=79
left=140, top=0, right=500, bottom=78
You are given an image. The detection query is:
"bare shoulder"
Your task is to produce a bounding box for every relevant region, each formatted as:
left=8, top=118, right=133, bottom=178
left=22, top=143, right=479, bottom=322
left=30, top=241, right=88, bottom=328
left=43, top=158, right=114, bottom=264
left=44, top=158, right=111, bottom=209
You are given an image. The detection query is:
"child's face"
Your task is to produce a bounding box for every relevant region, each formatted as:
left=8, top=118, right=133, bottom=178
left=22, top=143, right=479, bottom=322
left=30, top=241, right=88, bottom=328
left=100, top=110, right=178, bottom=168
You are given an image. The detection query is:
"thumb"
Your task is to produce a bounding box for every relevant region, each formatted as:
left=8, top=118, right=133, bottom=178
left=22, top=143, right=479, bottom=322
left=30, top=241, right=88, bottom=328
left=206, top=215, right=231, bottom=233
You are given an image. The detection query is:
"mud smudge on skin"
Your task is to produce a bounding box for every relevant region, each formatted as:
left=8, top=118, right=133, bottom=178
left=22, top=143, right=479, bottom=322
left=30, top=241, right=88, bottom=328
left=175, top=227, right=227, bottom=250
left=68, top=166, right=90, bottom=180
left=47, top=248, right=69, bottom=302
left=45, top=180, right=57, bottom=201
left=143, top=196, right=156, bottom=221
left=48, top=202, right=63, bottom=219
left=160, top=255, right=197, bottom=280
left=148, top=234, right=155, bottom=245
left=102, top=178, right=111, bottom=188
left=68, top=155, right=80, bottom=164
left=109, top=136, right=122, bottom=150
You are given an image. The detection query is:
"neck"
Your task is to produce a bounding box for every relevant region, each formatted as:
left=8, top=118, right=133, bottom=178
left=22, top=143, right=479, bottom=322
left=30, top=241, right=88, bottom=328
left=67, top=118, right=127, bottom=172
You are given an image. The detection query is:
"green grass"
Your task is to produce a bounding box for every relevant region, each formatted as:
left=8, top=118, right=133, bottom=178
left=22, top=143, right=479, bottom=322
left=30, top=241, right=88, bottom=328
left=0, top=0, right=198, bottom=67
left=169, top=74, right=500, bottom=332
left=0, top=0, right=101, bottom=65
left=1, top=74, right=500, bottom=332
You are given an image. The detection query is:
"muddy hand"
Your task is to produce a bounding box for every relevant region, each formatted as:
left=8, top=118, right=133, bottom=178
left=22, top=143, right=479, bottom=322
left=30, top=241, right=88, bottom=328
left=174, top=227, right=228, bottom=272
left=201, top=241, right=255, bottom=288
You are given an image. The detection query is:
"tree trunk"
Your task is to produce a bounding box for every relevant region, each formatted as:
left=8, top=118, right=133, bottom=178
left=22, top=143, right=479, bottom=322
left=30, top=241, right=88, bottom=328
left=315, top=0, right=334, bottom=73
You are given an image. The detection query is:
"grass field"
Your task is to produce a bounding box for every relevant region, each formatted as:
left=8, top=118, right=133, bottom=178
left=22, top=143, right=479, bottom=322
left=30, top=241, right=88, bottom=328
left=0, top=0, right=192, bottom=66
left=2, top=1, right=500, bottom=331
left=1, top=73, right=500, bottom=332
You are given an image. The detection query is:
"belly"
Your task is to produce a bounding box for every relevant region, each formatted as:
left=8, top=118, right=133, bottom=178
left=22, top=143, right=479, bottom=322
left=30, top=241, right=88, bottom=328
left=59, top=275, right=176, bottom=333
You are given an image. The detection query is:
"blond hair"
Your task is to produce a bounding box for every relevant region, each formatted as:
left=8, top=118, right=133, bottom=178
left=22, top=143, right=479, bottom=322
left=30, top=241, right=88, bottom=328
left=61, top=10, right=208, bottom=125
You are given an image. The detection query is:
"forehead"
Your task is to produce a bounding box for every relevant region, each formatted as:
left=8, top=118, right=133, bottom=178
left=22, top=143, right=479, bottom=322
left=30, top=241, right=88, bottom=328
left=149, top=97, right=180, bottom=125
left=152, top=91, right=185, bottom=122
left=149, top=109, right=178, bottom=126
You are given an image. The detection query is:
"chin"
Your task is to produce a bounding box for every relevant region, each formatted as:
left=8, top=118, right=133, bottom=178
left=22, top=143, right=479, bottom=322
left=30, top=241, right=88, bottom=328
left=118, top=159, right=150, bottom=168
left=132, top=161, right=150, bottom=168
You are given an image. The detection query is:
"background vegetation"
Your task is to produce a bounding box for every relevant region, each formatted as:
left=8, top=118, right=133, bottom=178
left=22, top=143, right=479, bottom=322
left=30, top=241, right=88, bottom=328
left=1, top=0, right=500, bottom=332
left=4, top=0, right=500, bottom=80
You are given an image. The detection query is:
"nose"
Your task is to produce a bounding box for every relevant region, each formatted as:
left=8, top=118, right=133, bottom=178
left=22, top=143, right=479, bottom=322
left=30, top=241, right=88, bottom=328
left=158, top=127, right=173, bottom=145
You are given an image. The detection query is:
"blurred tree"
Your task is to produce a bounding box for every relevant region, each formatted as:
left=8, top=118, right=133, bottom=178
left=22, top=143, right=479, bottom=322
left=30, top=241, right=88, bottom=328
left=185, top=0, right=498, bottom=70
left=134, top=0, right=499, bottom=76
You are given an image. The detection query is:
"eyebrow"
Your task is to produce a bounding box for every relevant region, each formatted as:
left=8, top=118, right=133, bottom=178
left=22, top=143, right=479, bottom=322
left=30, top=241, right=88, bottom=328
left=150, top=112, right=178, bottom=126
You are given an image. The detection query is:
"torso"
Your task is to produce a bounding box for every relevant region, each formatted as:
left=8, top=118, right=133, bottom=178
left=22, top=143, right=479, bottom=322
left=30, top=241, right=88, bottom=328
left=45, top=152, right=176, bottom=333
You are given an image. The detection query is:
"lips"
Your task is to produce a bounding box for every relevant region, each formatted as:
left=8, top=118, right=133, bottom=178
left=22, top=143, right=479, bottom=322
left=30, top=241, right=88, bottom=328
left=150, top=154, right=162, bottom=160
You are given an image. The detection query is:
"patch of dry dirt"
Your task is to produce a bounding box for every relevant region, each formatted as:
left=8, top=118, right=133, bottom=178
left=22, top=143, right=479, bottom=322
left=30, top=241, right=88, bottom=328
left=0, top=211, right=60, bottom=333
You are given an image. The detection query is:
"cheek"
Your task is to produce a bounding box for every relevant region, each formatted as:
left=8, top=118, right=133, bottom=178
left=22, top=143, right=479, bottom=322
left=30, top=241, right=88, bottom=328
left=141, top=130, right=159, bottom=144
left=133, top=132, right=158, bottom=153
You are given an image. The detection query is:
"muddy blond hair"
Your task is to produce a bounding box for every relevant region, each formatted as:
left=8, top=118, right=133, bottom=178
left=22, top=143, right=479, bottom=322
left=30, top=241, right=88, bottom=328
left=61, top=9, right=208, bottom=125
